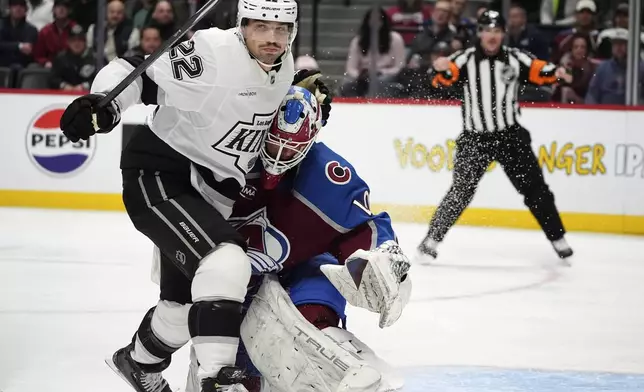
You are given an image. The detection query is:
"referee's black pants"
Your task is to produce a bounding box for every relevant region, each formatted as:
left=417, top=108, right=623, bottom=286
left=427, top=126, right=566, bottom=242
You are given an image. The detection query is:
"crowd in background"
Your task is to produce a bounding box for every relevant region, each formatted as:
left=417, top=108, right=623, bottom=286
left=1, top=0, right=643, bottom=105
left=0, top=0, right=235, bottom=90
left=337, top=0, right=644, bottom=105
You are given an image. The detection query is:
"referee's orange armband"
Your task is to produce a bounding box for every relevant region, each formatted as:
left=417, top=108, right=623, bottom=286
left=528, top=59, right=558, bottom=85
left=431, top=62, right=460, bottom=87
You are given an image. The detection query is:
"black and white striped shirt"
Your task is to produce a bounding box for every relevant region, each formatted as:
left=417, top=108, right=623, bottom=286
left=432, top=45, right=558, bottom=133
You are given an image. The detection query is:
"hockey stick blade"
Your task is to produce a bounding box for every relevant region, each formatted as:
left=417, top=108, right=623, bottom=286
left=97, top=0, right=223, bottom=108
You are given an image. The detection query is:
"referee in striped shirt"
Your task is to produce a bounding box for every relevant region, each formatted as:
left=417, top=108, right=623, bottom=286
left=416, top=10, right=575, bottom=263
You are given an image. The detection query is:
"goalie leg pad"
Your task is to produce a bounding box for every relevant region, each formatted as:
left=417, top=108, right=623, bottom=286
left=240, top=275, right=384, bottom=392
left=322, top=327, right=404, bottom=391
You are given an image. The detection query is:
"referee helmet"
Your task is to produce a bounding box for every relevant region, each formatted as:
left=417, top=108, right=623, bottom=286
left=477, top=10, right=506, bottom=31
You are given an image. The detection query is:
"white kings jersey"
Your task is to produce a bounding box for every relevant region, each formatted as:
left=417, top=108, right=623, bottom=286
left=91, top=27, right=294, bottom=218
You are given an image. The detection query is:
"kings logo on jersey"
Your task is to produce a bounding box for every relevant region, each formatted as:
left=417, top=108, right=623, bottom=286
left=229, top=207, right=291, bottom=274
left=212, top=112, right=275, bottom=174
left=26, top=107, right=96, bottom=176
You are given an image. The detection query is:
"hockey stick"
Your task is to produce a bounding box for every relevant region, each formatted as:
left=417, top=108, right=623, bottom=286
left=97, top=0, right=223, bottom=108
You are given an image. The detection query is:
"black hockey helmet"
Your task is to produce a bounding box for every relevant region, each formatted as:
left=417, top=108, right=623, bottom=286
left=477, top=10, right=506, bottom=31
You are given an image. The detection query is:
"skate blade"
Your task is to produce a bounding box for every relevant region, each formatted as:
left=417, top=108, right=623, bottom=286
left=105, top=357, right=183, bottom=392
left=413, top=251, right=436, bottom=266
left=105, top=355, right=141, bottom=391
left=556, top=250, right=574, bottom=267
left=105, top=356, right=181, bottom=392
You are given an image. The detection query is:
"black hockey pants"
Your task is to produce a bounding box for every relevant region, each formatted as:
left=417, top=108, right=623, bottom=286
left=122, top=169, right=246, bottom=303
left=427, top=126, right=566, bottom=242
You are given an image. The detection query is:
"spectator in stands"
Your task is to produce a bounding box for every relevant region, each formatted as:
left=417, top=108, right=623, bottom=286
left=26, top=0, right=52, bottom=30
left=49, top=24, right=95, bottom=91
left=586, top=28, right=644, bottom=105
left=490, top=0, right=540, bottom=23
left=475, top=5, right=488, bottom=18
left=295, top=55, right=319, bottom=72
left=551, top=0, right=598, bottom=63
left=450, top=35, right=465, bottom=52
left=450, top=0, right=471, bottom=25
left=68, top=0, right=96, bottom=30
left=407, top=0, right=456, bottom=65
left=132, top=0, right=153, bottom=29
left=553, top=33, right=595, bottom=103
left=0, top=0, right=38, bottom=68
left=590, top=0, right=617, bottom=28
left=194, top=0, right=237, bottom=30
left=449, top=0, right=474, bottom=49
left=540, top=0, right=578, bottom=26
left=596, top=3, right=644, bottom=60
left=86, top=0, right=139, bottom=62
left=398, top=40, right=456, bottom=99
left=144, top=0, right=175, bottom=41
left=169, top=0, right=188, bottom=26
left=385, top=0, right=433, bottom=47
left=505, top=3, right=548, bottom=59
left=124, top=24, right=159, bottom=56
left=340, top=7, right=406, bottom=97
left=33, top=0, right=75, bottom=68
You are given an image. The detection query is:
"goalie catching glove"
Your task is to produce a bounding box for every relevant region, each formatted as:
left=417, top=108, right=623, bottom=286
left=320, top=241, right=412, bottom=328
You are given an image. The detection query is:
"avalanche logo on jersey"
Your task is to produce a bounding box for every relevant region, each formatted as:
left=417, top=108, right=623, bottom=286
left=26, top=106, right=96, bottom=176
left=229, top=207, right=291, bottom=274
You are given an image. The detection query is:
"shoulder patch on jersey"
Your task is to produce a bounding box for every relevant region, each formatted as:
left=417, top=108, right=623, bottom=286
left=240, top=184, right=257, bottom=200
left=292, top=143, right=373, bottom=232
left=325, top=161, right=352, bottom=185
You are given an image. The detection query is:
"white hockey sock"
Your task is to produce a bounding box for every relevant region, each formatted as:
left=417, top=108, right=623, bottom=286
left=130, top=301, right=191, bottom=365
left=130, top=335, right=165, bottom=365
left=192, top=337, right=240, bottom=376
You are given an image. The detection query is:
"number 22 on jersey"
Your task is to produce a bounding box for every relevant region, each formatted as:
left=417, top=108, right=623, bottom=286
left=169, top=40, right=204, bottom=80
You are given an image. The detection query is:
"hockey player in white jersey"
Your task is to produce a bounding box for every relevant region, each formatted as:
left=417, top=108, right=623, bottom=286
left=58, top=1, right=331, bottom=392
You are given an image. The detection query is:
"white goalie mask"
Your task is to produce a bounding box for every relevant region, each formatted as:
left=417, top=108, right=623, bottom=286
left=260, top=85, right=322, bottom=189
left=236, top=0, right=298, bottom=67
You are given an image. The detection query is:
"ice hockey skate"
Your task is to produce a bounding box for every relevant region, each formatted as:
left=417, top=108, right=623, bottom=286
left=415, top=236, right=439, bottom=264
left=199, top=367, right=249, bottom=392
left=105, top=344, right=173, bottom=392
left=552, top=237, right=574, bottom=264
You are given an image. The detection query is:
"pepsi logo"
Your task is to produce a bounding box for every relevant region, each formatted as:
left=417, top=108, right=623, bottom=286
left=26, top=106, right=96, bottom=176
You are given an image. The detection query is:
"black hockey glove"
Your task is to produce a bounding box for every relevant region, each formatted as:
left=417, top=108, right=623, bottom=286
left=293, top=69, right=332, bottom=126
left=60, top=93, right=121, bottom=142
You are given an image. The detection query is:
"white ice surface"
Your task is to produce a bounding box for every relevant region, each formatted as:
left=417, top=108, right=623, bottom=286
left=1, top=207, right=643, bottom=392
